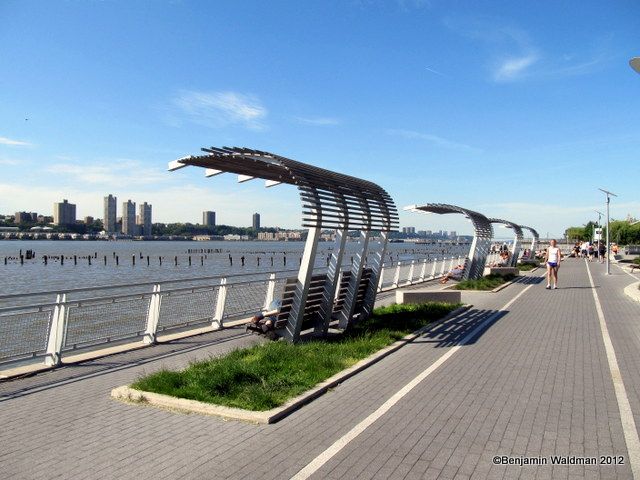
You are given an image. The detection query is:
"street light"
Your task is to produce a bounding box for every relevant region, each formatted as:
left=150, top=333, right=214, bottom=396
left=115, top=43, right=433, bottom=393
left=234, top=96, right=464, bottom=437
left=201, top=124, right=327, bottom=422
left=593, top=210, right=604, bottom=244
left=598, top=188, right=618, bottom=274
left=631, top=57, right=640, bottom=74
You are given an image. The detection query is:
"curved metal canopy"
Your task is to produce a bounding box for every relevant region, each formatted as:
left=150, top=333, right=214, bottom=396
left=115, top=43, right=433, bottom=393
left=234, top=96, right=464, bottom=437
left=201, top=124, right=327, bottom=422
left=520, top=225, right=540, bottom=252
left=405, top=203, right=493, bottom=279
left=489, top=218, right=524, bottom=267
left=169, top=146, right=398, bottom=232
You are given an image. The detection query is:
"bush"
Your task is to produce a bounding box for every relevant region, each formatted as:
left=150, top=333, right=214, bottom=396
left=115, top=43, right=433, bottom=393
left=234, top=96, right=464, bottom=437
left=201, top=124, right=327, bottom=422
left=454, top=274, right=516, bottom=291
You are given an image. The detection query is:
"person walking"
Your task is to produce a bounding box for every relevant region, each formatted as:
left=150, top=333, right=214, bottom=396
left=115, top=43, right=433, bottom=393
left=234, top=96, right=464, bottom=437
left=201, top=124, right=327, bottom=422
left=545, top=239, right=562, bottom=289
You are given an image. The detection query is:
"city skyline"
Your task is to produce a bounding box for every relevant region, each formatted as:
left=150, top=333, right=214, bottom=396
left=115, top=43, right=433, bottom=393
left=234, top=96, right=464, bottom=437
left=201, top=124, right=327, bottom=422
left=1, top=2, right=639, bottom=237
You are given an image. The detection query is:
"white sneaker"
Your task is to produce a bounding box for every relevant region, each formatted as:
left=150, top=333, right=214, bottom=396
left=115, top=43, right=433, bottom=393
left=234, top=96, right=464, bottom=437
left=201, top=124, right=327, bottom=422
left=553, top=285, right=558, bottom=289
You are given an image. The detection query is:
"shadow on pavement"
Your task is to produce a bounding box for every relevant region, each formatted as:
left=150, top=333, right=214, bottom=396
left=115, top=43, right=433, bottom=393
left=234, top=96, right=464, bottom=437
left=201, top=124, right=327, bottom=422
left=0, top=327, right=251, bottom=402
left=413, top=308, right=507, bottom=348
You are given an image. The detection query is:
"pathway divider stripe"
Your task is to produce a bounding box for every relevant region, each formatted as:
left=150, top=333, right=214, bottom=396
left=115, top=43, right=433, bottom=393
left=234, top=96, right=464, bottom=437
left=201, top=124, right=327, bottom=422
left=585, top=260, right=640, bottom=479
left=291, top=281, right=537, bottom=480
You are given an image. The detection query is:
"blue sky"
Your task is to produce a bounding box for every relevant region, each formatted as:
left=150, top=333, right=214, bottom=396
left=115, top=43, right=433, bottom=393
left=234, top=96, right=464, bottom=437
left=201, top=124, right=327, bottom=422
left=1, top=0, right=639, bottom=237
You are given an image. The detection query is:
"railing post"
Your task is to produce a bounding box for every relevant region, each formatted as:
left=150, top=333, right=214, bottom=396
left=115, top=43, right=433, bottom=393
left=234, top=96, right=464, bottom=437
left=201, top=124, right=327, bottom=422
left=264, top=273, right=276, bottom=310
left=408, top=260, right=416, bottom=285
left=213, top=278, right=227, bottom=330
left=143, top=284, right=161, bottom=344
left=392, top=261, right=402, bottom=288
left=440, top=258, right=447, bottom=276
left=448, top=256, right=455, bottom=272
left=45, top=293, right=67, bottom=366
left=377, top=264, right=385, bottom=292
left=430, top=259, right=438, bottom=279
left=418, top=259, right=428, bottom=283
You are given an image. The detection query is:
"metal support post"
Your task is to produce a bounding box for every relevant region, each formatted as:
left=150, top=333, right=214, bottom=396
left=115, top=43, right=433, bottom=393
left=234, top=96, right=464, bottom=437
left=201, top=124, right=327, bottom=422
left=45, top=293, right=67, bottom=366
left=338, top=230, right=371, bottom=329
left=143, top=284, right=161, bottom=344
left=419, top=258, right=428, bottom=282
left=283, top=226, right=321, bottom=342
left=361, top=231, right=389, bottom=319
left=408, top=260, right=416, bottom=285
left=392, top=261, right=402, bottom=288
left=440, top=258, right=447, bottom=276
left=213, top=278, right=227, bottom=329
left=447, top=256, right=455, bottom=272
left=430, top=259, right=438, bottom=279
left=263, top=273, right=277, bottom=310
left=317, top=229, right=348, bottom=335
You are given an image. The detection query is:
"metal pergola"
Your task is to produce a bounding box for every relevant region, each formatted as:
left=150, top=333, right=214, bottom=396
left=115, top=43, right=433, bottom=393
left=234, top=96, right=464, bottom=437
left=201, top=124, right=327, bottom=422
left=404, top=203, right=493, bottom=280
left=520, top=225, right=540, bottom=255
left=169, top=146, right=398, bottom=342
left=489, top=218, right=524, bottom=267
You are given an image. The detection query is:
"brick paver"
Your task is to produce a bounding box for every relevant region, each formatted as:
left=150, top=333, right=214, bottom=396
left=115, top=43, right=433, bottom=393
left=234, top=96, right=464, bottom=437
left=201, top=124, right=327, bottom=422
left=1, top=260, right=639, bottom=479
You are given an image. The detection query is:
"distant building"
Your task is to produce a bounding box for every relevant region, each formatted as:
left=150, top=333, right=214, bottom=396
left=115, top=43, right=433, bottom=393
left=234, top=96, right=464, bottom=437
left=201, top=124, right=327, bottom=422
left=449, top=231, right=457, bottom=238
left=138, top=202, right=152, bottom=236
left=104, top=194, right=117, bottom=233
left=122, top=200, right=137, bottom=236
left=402, top=227, right=416, bottom=234
left=84, top=216, right=94, bottom=225
left=53, top=199, right=76, bottom=226
left=203, top=210, right=216, bottom=227
left=252, top=212, right=261, bottom=229
left=15, top=212, right=35, bottom=224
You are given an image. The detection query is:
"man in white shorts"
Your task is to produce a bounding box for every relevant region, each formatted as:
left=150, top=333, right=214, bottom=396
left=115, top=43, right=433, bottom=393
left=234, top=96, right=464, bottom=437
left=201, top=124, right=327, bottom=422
left=545, top=239, right=562, bottom=289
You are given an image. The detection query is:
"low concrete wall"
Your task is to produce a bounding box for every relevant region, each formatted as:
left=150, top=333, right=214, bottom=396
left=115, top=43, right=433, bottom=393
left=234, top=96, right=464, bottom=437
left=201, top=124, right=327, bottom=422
left=484, top=267, right=519, bottom=277
left=396, top=289, right=462, bottom=304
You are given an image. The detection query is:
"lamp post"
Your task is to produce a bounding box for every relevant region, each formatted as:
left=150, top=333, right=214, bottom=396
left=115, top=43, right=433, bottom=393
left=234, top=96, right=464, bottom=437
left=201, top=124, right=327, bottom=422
left=593, top=210, right=604, bottom=240
left=631, top=57, right=640, bottom=74
left=598, top=188, right=617, bottom=275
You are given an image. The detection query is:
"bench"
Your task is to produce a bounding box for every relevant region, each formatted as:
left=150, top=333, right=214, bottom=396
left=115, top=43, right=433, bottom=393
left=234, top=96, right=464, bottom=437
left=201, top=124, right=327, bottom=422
left=250, top=269, right=373, bottom=338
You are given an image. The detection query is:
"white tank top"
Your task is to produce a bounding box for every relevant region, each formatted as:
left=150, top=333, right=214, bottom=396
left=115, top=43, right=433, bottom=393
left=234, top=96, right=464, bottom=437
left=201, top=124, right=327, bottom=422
left=548, top=247, right=560, bottom=263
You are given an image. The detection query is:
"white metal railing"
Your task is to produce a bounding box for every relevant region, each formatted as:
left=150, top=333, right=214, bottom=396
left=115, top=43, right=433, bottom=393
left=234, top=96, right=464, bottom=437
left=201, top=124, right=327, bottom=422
left=0, top=256, right=466, bottom=369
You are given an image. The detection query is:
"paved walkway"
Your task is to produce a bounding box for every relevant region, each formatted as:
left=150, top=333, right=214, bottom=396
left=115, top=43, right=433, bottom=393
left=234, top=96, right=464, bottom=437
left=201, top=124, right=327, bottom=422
left=1, top=259, right=640, bottom=479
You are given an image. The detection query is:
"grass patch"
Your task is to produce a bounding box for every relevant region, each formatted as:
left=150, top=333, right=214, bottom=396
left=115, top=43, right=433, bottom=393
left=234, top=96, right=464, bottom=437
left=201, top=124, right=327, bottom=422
left=454, top=274, right=516, bottom=291
left=517, top=263, right=539, bottom=271
left=131, top=302, right=459, bottom=411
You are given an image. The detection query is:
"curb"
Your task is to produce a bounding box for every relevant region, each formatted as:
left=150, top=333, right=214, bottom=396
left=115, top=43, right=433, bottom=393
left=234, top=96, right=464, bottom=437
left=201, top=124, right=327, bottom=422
left=111, top=304, right=473, bottom=424
left=624, top=282, right=640, bottom=304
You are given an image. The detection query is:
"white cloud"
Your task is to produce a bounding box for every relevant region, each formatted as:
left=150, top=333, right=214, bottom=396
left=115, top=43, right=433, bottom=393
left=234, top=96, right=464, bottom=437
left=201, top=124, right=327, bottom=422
left=493, top=53, right=539, bottom=82
left=294, top=116, right=341, bottom=126
left=444, top=16, right=609, bottom=83
left=0, top=136, right=31, bottom=147
left=46, top=159, right=168, bottom=187
left=0, top=157, right=21, bottom=165
left=386, top=129, right=481, bottom=153
left=173, top=90, right=267, bottom=130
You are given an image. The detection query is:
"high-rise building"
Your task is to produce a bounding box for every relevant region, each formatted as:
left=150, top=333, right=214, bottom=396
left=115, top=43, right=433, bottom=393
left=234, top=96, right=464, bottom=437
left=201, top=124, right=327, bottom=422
left=138, top=202, right=152, bottom=237
left=401, top=227, right=416, bottom=234
left=104, top=194, right=117, bottom=233
left=203, top=211, right=216, bottom=227
left=449, top=231, right=457, bottom=238
left=122, top=200, right=137, bottom=236
left=252, top=212, right=261, bottom=229
left=53, top=199, right=76, bottom=226
left=15, top=212, right=35, bottom=224
left=84, top=216, right=94, bottom=225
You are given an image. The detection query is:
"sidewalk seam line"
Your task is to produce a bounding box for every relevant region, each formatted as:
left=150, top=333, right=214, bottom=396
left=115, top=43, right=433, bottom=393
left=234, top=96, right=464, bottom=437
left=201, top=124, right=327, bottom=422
left=290, top=282, right=535, bottom=480
left=585, top=259, right=640, bottom=479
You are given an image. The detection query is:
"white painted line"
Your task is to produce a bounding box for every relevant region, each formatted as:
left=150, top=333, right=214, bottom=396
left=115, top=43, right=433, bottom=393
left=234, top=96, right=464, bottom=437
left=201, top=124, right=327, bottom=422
left=291, top=283, right=535, bottom=480
left=616, top=262, right=640, bottom=280
left=585, top=260, right=640, bottom=479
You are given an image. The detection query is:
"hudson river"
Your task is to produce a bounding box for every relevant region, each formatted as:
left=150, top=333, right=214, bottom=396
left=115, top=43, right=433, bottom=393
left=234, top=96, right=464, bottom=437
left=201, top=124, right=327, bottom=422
left=0, top=240, right=469, bottom=295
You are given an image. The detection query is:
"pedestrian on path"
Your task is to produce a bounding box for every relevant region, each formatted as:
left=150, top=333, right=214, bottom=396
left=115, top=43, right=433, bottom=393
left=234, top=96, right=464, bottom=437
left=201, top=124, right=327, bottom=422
left=545, top=239, right=562, bottom=289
